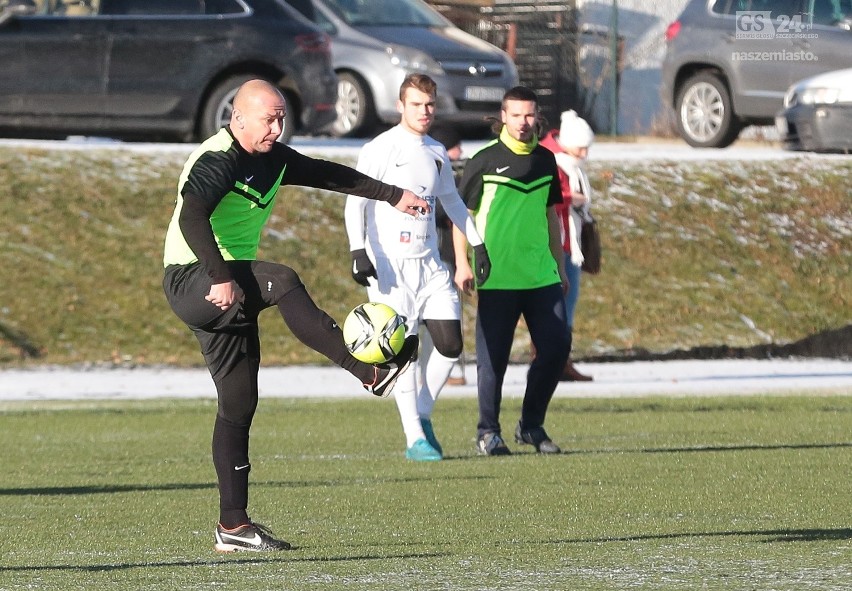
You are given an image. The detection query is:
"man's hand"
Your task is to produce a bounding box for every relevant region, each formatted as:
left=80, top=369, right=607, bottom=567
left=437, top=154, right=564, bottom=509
left=472, top=244, right=491, bottom=287
left=351, top=249, right=377, bottom=286
left=454, top=263, right=474, bottom=296
left=394, top=189, right=431, bottom=216
left=205, top=280, right=243, bottom=311
left=559, top=268, right=570, bottom=296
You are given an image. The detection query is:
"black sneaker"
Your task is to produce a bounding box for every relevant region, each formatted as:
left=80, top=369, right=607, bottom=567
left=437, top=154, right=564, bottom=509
left=477, top=432, right=511, bottom=456
left=365, top=335, right=419, bottom=398
left=514, top=422, right=561, bottom=454
left=214, top=522, right=291, bottom=552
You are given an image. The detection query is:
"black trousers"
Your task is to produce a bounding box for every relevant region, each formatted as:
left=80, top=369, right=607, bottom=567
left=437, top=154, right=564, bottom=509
left=163, top=261, right=373, bottom=527
left=475, top=284, right=571, bottom=438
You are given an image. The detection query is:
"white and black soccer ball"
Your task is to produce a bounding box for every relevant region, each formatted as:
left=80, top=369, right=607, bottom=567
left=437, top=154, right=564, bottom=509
left=342, top=302, right=406, bottom=364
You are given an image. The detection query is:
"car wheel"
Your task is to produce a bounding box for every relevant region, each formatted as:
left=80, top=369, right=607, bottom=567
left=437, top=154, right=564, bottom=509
left=199, top=75, right=295, bottom=144
left=331, top=72, right=375, bottom=137
left=675, top=72, right=741, bottom=148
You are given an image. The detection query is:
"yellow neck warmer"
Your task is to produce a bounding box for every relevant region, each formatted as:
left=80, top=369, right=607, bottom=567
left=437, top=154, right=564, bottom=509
left=500, top=125, right=538, bottom=154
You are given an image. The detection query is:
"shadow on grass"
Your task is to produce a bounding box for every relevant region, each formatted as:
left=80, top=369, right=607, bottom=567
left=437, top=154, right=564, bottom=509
left=552, top=527, right=852, bottom=545
left=590, top=441, right=852, bottom=455
left=0, top=474, right=494, bottom=497
left=0, top=482, right=216, bottom=497
left=0, top=551, right=450, bottom=574
left=503, top=441, right=852, bottom=457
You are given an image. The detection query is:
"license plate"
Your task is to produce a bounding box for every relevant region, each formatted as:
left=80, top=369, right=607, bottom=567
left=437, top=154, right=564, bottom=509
left=775, top=115, right=788, bottom=136
left=464, top=86, right=504, bottom=102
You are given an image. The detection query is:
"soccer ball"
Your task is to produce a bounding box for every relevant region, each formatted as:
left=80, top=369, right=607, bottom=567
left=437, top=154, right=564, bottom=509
left=342, top=302, right=406, bottom=364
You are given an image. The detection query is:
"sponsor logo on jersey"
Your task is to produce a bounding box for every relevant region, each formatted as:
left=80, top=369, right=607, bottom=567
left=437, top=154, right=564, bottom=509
left=399, top=231, right=411, bottom=243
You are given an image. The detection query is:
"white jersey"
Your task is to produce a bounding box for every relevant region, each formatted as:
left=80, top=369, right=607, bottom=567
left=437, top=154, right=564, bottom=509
left=345, top=124, right=481, bottom=260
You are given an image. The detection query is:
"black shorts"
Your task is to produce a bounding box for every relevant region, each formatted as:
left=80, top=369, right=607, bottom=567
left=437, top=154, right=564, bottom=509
left=163, top=261, right=303, bottom=379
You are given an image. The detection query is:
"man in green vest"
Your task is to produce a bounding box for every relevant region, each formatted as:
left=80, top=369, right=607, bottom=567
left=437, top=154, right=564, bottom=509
left=454, top=86, right=571, bottom=456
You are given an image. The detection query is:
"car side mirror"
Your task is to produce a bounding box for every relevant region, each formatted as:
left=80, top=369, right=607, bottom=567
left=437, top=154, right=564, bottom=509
left=0, top=0, right=37, bottom=26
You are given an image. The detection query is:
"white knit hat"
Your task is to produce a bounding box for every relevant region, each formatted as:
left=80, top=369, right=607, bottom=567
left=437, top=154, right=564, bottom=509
left=558, top=110, right=594, bottom=149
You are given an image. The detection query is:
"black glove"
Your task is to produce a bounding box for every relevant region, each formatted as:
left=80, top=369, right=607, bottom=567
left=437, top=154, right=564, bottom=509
left=350, top=248, right=377, bottom=287
left=473, top=244, right=491, bottom=287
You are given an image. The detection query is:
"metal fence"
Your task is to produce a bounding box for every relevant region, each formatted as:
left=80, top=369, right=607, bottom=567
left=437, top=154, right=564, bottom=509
left=428, top=0, right=621, bottom=134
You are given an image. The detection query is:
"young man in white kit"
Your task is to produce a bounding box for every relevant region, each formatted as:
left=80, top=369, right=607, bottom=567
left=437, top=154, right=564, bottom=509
left=344, top=73, right=491, bottom=461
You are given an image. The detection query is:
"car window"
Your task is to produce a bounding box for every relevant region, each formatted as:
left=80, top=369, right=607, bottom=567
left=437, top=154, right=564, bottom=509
left=311, top=5, right=336, bottom=34
left=712, top=1, right=758, bottom=16
left=713, top=0, right=746, bottom=14
left=712, top=0, right=804, bottom=15
left=98, top=0, right=204, bottom=15
left=322, top=0, right=444, bottom=27
left=93, top=0, right=247, bottom=15
left=710, top=0, right=733, bottom=14
left=204, top=0, right=247, bottom=14
left=25, top=0, right=46, bottom=14
left=41, top=0, right=98, bottom=16
left=807, top=0, right=852, bottom=25
left=761, top=0, right=802, bottom=17
left=23, top=0, right=247, bottom=16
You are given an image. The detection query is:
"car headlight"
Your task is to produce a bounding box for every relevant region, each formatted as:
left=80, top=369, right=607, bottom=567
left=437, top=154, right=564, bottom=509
left=798, top=87, right=842, bottom=106
left=783, top=88, right=799, bottom=108
left=386, top=44, right=445, bottom=77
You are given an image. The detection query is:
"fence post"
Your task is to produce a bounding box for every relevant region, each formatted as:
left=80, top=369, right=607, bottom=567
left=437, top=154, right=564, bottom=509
left=609, top=0, right=619, bottom=136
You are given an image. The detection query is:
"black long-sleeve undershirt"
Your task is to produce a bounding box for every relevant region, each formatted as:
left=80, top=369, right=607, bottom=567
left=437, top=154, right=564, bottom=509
left=179, top=192, right=232, bottom=283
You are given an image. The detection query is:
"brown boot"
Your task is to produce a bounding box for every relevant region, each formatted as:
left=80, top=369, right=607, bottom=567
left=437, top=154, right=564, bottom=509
left=561, top=360, right=593, bottom=382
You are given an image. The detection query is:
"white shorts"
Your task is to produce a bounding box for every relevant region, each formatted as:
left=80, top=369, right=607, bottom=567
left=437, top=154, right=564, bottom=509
left=367, top=255, right=460, bottom=336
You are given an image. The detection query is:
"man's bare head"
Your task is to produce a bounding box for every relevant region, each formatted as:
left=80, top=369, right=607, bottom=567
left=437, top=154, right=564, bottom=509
left=231, top=79, right=287, bottom=154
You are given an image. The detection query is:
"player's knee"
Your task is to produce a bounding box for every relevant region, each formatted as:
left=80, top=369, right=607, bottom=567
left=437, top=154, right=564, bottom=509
left=257, top=263, right=304, bottom=305
left=277, top=265, right=301, bottom=286
left=427, top=319, right=463, bottom=358
left=434, top=336, right=463, bottom=359
left=217, top=398, right=257, bottom=427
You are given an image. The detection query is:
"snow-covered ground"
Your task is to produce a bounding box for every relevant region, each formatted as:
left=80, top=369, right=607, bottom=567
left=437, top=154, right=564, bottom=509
left=4, top=135, right=851, bottom=164
left=1, top=359, right=850, bottom=402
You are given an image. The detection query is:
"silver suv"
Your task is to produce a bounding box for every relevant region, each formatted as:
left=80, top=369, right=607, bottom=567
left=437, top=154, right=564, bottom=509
left=661, top=0, right=852, bottom=147
left=291, top=0, right=518, bottom=137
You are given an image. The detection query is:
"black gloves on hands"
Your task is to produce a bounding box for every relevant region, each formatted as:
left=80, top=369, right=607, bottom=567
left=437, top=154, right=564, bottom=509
left=473, top=244, right=491, bottom=287
left=350, top=249, right=377, bottom=287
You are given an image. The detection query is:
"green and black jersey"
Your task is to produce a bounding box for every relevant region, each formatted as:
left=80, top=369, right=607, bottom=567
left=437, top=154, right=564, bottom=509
left=164, top=127, right=400, bottom=280
left=458, top=137, right=563, bottom=290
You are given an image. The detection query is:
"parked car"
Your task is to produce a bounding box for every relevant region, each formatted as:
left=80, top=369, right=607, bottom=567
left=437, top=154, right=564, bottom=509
left=0, top=0, right=338, bottom=143
left=286, top=0, right=518, bottom=137
left=775, top=67, right=852, bottom=152
left=662, top=0, right=852, bottom=148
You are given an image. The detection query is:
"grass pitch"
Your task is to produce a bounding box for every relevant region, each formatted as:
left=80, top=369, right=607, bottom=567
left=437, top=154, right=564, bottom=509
left=1, top=394, right=850, bottom=590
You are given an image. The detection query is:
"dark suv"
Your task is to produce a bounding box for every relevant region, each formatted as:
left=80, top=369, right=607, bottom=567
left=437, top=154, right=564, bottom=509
left=0, top=0, right=338, bottom=143
left=662, top=0, right=852, bottom=147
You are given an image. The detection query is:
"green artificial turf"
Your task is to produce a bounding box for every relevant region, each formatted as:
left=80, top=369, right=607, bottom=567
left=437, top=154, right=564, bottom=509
left=1, top=395, right=849, bottom=590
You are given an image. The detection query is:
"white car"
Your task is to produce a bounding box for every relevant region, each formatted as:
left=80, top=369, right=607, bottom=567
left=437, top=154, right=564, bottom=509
left=776, top=68, right=852, bottom=153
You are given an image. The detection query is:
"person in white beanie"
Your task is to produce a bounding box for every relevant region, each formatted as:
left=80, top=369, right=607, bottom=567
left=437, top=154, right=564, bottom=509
left=539, top=110, right=594, bottom=382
